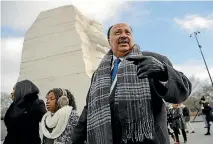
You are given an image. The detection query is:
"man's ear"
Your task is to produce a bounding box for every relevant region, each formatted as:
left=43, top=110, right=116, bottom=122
left=108, top=39, right=111, bottom=46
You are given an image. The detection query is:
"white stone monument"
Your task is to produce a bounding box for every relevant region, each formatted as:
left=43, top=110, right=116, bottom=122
left=18, top=5, right=110, bottom=113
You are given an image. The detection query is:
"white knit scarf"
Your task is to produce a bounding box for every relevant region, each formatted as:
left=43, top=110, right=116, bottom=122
left=41, top=105, right=72, bottom=139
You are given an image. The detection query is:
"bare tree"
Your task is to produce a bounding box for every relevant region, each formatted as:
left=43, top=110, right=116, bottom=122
left=1, top=92, right=12, bottom=119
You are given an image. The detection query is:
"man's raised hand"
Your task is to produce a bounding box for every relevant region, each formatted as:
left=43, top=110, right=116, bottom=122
left=126, top=55, right=168, bottom=81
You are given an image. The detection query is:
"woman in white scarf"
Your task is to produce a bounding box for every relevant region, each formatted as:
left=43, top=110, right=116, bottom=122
left=41, top=88, right=79, bottom=144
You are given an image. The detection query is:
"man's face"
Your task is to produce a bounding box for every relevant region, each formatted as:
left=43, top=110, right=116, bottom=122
left=109, top=23, right=134, bottom=57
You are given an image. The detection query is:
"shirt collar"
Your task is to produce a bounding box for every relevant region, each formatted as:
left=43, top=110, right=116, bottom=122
left=112, top=55, right=124, bottom=62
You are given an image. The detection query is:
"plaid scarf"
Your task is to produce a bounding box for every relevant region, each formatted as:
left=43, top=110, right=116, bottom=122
left=87, top=45, right=155, bottom=144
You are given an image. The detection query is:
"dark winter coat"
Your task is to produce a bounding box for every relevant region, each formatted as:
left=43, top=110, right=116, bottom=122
left=171, top=107, right=186, bottom=130
left=183, top=106, right=190, bottom=122
left=3, top=93, right=46, bottom=144
left=71, top=51, right=192, bottom=144
left=203, top=103, right=213, bottom=122
left=167, top=108, right=174, bottom=126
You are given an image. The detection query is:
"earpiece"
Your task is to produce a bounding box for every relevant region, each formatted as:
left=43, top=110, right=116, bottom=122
left=57, top=88, right=69, bottom=108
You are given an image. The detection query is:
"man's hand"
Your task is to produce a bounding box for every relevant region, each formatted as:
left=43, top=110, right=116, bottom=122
left=127, top=55, right=168, bottom=81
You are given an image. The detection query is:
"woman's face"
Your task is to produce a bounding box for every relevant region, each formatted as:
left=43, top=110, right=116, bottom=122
left=173, top=104, right=178, bottom=109
left=46, top=92, right=57, bottom=113
left=11, top=89, right=15, bottom=101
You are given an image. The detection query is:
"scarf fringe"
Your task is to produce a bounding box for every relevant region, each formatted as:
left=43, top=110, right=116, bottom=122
left=120, top=98, right=155, bottom=143
left=122, top=120, right=155, bottom=144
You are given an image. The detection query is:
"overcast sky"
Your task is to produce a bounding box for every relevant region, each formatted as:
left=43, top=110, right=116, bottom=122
left=1, top=1, right=213, bottom=93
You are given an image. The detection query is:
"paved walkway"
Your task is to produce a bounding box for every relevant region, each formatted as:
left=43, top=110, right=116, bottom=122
left=1, top=121, right=213, bottom=144
left=170, top=122, right=213, bottom=144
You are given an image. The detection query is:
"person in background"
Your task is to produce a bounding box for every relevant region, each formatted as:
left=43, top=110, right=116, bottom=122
left=71, top=23, right=192, bottom=144
left=41, top=88, right=79, bottom=144
left=171, top=104, right=187, bottom=144
left=202, top=102, right=213, bottom=135
left=181, top=104, right=195, bottom=133
left=3, top=80, right=46, bottom=144
left=166, top=104, right=176, bottom=143
left=199, top=96, right=208, bottom=128
left=200, top=96, right=206, bottom=106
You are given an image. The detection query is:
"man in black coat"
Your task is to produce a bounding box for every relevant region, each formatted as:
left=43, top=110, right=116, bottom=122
left=199, top=96, right=208, bottom=127
left=203, top=102, right=213, bottom=135
left=71, top=23, right=192, bottom=144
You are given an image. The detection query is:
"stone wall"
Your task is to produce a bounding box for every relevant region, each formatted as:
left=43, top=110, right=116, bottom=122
left=18, top=5, right=110, bottom=113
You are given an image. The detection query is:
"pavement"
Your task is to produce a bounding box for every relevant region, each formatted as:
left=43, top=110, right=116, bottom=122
left=1, top=120, right=213, bottom=144
left=170, top=122, right=213, bottom=144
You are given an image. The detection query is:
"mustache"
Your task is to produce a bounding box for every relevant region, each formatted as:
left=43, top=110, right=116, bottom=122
left=118, top=37, right=129, bottom=44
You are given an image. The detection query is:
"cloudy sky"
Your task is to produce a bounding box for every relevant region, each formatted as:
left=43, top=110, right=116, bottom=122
left=1, top=1, right=213, bottom=93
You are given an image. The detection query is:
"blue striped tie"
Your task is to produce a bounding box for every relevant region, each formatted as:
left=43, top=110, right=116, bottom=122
left=111, top=58, right=121, bottom=81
